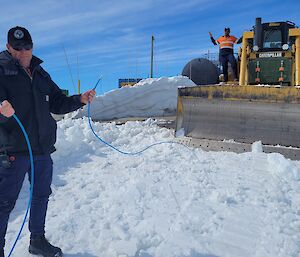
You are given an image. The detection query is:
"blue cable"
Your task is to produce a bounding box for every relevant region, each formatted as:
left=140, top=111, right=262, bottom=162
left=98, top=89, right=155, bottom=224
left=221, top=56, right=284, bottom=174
left=87, top=77, right=192, bottom=155
left=7, top=114, right=34, bottom=257
left=87, top=102, right=191, bottom=155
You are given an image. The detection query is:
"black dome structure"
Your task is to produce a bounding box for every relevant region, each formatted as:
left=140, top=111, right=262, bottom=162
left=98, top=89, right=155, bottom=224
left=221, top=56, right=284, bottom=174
left=182, top=58, right=219, bottom=85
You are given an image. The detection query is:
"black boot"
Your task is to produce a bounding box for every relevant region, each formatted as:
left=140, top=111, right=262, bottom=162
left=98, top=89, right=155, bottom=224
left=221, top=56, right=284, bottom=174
left=29, top=235, right=62, bottom=257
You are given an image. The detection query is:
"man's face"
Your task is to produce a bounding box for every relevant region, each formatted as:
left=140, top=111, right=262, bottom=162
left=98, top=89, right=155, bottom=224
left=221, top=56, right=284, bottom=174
left=224, top=29, right=230, bottom=37
left=6, top=43, right=33, bottom=68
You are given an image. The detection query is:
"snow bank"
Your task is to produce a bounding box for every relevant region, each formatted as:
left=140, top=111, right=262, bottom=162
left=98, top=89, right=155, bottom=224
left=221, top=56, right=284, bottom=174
left=6, top=118, right=300, bottom=257
left=73, top=76, right=196, bottom=121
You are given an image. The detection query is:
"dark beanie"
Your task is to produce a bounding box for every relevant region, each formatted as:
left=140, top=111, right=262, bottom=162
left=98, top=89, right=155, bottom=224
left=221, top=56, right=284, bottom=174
left=7, top=26, right=33, bottom=47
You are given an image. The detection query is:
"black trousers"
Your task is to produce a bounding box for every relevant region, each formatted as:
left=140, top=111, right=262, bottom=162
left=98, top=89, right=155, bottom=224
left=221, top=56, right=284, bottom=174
left=0, top=154, right=53, bottom=250
left=219, top=53, right=238, bottom=82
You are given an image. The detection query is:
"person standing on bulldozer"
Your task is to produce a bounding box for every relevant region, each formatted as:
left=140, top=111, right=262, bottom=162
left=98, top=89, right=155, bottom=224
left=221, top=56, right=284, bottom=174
left=209, top=28, right=241, bottom=83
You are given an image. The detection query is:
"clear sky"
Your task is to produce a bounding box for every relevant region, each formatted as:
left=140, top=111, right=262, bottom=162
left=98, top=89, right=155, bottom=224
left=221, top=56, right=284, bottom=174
left=1, top=0, right=299, bottom=95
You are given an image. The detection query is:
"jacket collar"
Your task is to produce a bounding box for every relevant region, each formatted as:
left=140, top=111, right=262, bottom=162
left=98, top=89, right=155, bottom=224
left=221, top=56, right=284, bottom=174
left=0, top=50, right=43, bottom=71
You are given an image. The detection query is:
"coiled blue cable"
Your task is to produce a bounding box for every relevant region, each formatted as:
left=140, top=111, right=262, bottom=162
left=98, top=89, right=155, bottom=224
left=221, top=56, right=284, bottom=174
left=7, top=114, right=34, bottom=257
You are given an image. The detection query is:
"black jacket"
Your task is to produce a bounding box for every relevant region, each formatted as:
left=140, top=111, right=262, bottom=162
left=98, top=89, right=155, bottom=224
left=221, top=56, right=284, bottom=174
left=0, top=50, right=83, bottom=155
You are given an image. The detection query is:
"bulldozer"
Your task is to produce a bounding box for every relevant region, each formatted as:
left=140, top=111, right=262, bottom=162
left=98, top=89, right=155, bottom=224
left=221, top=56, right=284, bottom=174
left=175, top=17, right=300, bottom=159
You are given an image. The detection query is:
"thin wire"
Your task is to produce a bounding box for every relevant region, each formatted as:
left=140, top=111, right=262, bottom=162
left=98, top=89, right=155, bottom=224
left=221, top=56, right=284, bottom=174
left=169, top=184, right=182, bottom=212
left=154, top=39, right=158, bottom=78
left=76, top=49, right=80, bottom=83
left=62, top=44, right=76, bottom=94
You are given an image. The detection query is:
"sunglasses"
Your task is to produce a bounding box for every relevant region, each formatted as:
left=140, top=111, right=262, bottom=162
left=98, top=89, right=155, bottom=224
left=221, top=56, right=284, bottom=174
left=12, top=44, right=33, bottom=51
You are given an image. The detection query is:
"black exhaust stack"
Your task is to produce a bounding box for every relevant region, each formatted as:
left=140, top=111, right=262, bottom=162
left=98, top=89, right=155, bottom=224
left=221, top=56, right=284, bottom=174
left=253, top=17, right=262, bottom=51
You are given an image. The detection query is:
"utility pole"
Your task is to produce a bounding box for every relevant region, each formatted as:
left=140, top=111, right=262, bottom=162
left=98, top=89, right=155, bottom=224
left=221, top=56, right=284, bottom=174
left=78, top=79, right=81, bottom=94
left=150, top=35, right=155, bottom=78
left=77, top=55, right=81, bottom=94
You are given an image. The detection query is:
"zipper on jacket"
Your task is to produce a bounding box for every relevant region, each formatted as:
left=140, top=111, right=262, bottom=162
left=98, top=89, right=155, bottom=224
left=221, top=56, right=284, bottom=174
left=23, top=66, right=43, bottom=153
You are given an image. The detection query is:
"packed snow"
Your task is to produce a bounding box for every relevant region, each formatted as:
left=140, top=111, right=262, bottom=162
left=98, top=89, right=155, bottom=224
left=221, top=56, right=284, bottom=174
left=73, top=76, right=196, bottom=120
left=4, top=77, right=300, bottom=257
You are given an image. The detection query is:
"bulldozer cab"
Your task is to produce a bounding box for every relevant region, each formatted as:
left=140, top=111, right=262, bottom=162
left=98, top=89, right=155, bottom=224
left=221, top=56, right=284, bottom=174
left=256, top=21, right=295, bottom=52
left=239, top=18, right=300, bottom=86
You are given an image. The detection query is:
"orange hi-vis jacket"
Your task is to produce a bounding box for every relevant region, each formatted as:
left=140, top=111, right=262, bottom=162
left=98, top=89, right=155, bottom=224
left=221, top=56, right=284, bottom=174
left=217, top=35, right=238, bottom=49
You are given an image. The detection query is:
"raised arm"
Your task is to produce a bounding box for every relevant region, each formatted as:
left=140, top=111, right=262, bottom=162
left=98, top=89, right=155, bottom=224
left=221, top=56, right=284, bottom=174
left=209, top=32, right=217, bottom=45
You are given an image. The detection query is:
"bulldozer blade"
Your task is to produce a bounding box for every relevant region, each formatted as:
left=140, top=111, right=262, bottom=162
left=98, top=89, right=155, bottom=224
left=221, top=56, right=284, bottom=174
left=175, top=85, right=300, bottom=159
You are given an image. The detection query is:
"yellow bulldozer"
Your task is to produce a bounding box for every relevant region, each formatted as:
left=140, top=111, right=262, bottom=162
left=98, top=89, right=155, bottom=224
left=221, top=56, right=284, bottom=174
left=176, top=17, right=300, bottom=159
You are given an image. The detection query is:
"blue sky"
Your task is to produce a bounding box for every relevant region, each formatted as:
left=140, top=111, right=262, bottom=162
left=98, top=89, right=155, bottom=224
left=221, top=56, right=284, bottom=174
left=1, top=0, right=299, bottom=95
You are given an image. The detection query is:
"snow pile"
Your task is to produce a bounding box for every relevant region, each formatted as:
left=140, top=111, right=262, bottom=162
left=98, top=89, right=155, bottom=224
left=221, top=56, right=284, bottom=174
left=251, top=141, right=263, bottom=153
left=268, top=153, right=300, bottom=181
left=6, top=118, right=300, bottom=257
left=73, top=76, right=196, bottom=121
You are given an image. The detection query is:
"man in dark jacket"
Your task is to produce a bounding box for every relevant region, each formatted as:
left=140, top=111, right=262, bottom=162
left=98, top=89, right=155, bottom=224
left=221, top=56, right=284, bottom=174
left=0, top=26, right=96, bottom=257
left=209, top=27, right=242, bottom=83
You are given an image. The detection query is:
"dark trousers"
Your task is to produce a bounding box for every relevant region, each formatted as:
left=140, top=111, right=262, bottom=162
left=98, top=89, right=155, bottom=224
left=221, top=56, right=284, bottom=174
left=0, top=154, right=53, bottom=249
left=219, top=53, right=238, bottom=82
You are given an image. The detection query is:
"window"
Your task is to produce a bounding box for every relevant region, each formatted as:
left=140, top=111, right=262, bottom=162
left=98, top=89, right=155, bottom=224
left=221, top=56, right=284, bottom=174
left=263, top=29, right=282, bottom=49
